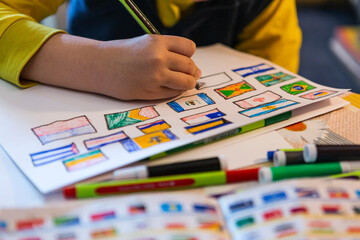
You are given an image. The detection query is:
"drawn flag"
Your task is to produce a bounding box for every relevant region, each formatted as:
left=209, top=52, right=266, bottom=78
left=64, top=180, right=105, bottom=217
left=233, top=63, right=274, bottom=77
left=30, top=143, right=79, bottom=166
left=234, top=91, right=281, bottom=110
left=300, top=89, right=337, bottom=100
left=185, top=118, right=232, bottom=135
left=215, top=81, right=255, bottom=99
left=255, top=72, right=295, bottom=87
left=281, top=80, right=316, bottom=95
left=63, top=150, right=107, bottom=172
left=32, top=116, right=96, bottom=145
left=105, top=106, right=159, bottom=130
left=239, top=99, right=298, bottom=118
left=84, top=131, right=129, bottom=150
left=167, top=93, right=215, bottom=113
left=137, top=119, right=170, bottom=134
left=181, top=108, right=225, bottom=125
left=196, top=72, right=232, bottom=90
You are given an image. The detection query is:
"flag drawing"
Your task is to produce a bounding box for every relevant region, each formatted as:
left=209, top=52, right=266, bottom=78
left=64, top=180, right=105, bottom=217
left=63, top=150, right=107, bottom=172
left=233, top=63, right=274, bottom=77
left=239, top=99, right=298, bottom=118
left=300, top=89, right=337, bottom=100
left=185, top=118, right=232, bottom=135
left=137, top=119, right=170, bottom=134
left=196, top=72, right=233, bottom=90
left=234, top=91, right=281, bottom=110
left=32, top=116, right=96, bottom=145
left=105, top=106, right=159, bottom=130
left=84, top=131, right=129, bottom=150
left=255, top=72, right=295, bottom=87
left=181, top=108, right=225, bottom=125
left=30, top=143, right=79, bottom=166
left=280, top=80, right=316, bottom=95
left=167, top=93, right=215, bottom=113
left=215, top=81, right=255, bottom=99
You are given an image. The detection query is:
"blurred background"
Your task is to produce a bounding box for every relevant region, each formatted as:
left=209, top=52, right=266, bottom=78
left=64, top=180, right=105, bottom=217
left=43, top=0, right=360, bottom=93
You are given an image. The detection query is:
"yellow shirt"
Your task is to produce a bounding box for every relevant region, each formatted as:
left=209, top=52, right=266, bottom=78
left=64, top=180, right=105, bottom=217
left=0, top=0, right=301, bottom=87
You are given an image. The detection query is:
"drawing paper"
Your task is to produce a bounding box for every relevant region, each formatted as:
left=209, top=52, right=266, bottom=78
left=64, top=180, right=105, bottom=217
left=0, top=44, right=349, bottom=193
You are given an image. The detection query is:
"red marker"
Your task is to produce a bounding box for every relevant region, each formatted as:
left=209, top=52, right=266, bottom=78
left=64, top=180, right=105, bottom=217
left=64, top=168, right=259, bottom=199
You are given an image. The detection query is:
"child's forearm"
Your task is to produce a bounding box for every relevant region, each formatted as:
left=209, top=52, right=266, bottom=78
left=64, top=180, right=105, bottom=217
left=21, top=33, right=201, bottom=100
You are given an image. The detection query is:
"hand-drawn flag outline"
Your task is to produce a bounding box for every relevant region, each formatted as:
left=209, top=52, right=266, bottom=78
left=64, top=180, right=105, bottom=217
left=215, top=81, right=255, bottom=100
left=32, top=115, right=96, bottom=145
left=167, top=93, right=215, bottom=113
left=233, top=91, right=281, bottom=110
left=233, top=63, right=275, bottom=77
left=239, top=99, right=298, bottom=118
left=30, top=142, right=79, bottom=167
left=255, top=72, right=295, bottom=87
left=185, top=118, right=232, bottom=135
left=63, top=149, right=107, bottom=172
left=105, top=106, right=159, bottom=130
left=136, top=119, right=171, bottom=134
left=300, top=89, right=337, bottom=100
left=280, top=80, right=316, bottom=95
left=195, top=72, right=233, bottom=90
left=84, top=131, right=129, bottom=150
left=181, top=108, right=226, bottom=125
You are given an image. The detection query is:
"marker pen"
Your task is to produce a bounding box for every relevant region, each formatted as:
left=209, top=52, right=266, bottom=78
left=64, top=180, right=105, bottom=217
left=273, top=150, right=305, bottom=166
left=112, top=156, right=227, bottom=180
left=259, top=161, right=360, bottom=183
left=304, top=144, right=360, bottom=163
left=267, top=149, right=303, bottom=162
left=63, top=168, right=259, bottom=199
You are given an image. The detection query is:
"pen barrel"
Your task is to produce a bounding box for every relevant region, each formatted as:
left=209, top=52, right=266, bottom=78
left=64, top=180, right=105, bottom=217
left=261, top=162, right=343, bottom=182
left=304, top=144, right=360, bottom=162
left=148, top=157, right=222, bottom=177
left=274, top=151, right=305, bottom=166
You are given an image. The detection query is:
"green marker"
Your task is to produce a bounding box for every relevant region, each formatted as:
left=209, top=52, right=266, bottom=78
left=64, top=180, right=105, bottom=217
left=259, top=161, right=360, bottom=183
left=330, top=170, right=360, bottom=180
left=63, top=168, right=259, bottom=199
left=118, top=0, right=160, bottom=34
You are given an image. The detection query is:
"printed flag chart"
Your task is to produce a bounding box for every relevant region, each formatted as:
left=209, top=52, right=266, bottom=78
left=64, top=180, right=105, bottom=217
left=0, top=44, right=349, bottom=193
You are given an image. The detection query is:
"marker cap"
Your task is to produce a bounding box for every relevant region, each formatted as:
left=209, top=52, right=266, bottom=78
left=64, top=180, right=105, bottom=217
left=63, top=187, right=76, bottom=199
left=274, top=151, right=286, bottom=166
left=226, top=168, right=259, bottom=183
left=259, top=167, right=273, bottom=184
left=303, top=144, right=317, bottom=162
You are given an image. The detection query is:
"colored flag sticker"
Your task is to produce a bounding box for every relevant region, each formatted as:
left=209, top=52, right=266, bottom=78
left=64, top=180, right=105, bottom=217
left=30, top=143, right=79, bottom=166
left=105, top=106, right=159, bottom=130
left=233, top=63, right=275, bottom=77
left=215, top=81, right=255, bottom=99
left=280, top=80, right=316, bottom=95
left=32, top=116, right=96, bottom=145
left=161, top=202, right=183, bottom=213
left=167, top=93, right=215, bottom=112
left=255, top=72, right=295, bottom=87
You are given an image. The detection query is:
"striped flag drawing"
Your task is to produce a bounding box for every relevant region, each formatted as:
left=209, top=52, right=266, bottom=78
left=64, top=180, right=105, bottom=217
left=30, top=143, right=79, bottom=166
left=233, top=63, right=274, bottom=77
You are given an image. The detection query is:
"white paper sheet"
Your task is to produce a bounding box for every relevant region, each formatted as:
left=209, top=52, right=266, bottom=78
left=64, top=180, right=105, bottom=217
left=0, top=44, right=349, bottom=193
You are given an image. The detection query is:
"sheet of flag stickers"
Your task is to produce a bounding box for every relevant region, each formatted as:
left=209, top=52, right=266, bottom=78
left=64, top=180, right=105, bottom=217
left=219, top=179, right=360, bottom=240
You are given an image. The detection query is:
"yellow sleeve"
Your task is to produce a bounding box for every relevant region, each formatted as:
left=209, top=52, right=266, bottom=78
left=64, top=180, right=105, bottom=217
left=0, top=0, right=66, bottom=87
left=235, top=0, right=302, bottom=73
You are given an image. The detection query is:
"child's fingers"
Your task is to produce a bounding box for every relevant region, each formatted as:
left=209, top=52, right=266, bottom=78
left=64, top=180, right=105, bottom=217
left=167, top=52, right=201, bottom=79
left=164, top=35, right=197, bottom=57
left=161, top=71, right=197, bottom=91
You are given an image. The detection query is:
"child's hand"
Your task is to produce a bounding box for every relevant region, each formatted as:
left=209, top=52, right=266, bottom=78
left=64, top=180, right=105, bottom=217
left=95, top=35, right=201, bottom=100
left=21, top=34, right=201, bottom=101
